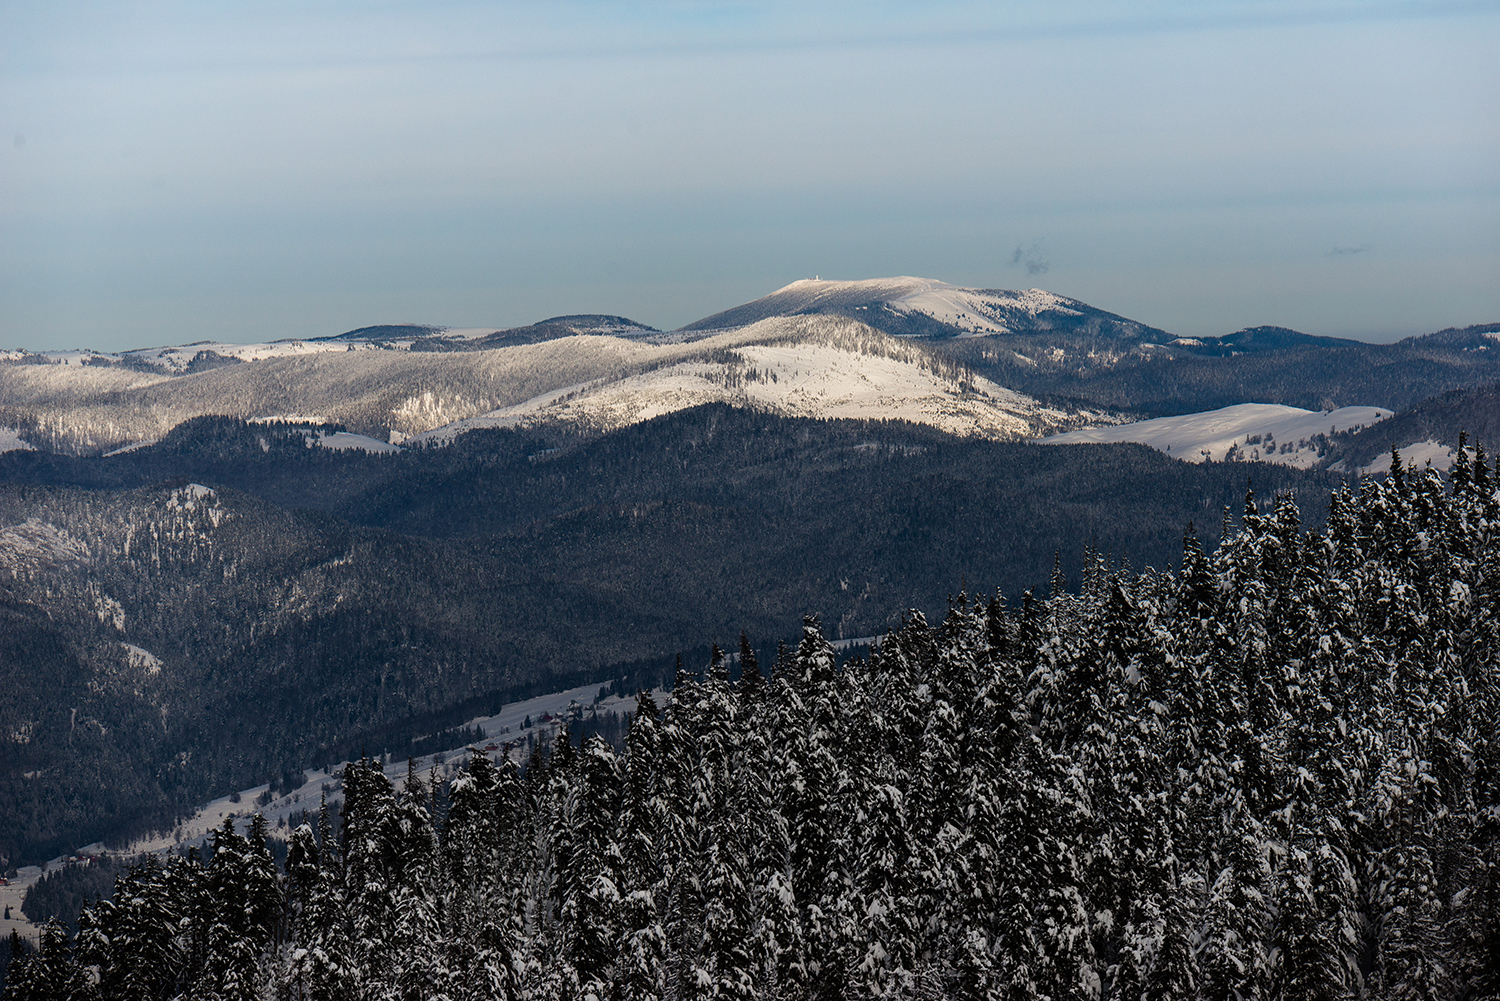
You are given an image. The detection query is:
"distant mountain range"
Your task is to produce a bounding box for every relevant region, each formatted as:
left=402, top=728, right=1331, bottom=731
left=4, top=276, right=1500, bottom=867
left=3, top=277, right=1498, bottom=462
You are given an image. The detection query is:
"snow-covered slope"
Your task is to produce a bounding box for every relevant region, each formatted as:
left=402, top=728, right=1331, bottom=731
left=309, top=430, right=403, bottom=453
left=1042, top=403, right=1392, bottom=467
left=412, top=315, right=1106, bottom=444
left=0, top=334, right=659, bottom=451
left=3, top=313, right=1106, bottom=453
left=120, top=338, right=383, bottom=374
left=683, top=276, right=1166, bottom=340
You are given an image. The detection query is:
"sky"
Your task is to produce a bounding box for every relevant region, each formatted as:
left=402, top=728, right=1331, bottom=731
left=2, top=0, right=1497, bottom=351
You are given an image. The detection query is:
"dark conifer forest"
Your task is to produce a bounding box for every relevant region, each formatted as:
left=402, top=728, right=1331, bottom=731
left=7, top=448, right=1500, bottom=999
left=0, top=407, right=1339, bottom=868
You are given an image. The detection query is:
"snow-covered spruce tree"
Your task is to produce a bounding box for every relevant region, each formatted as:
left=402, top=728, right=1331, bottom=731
left=1139, top=819, right=1201, bottom=1001
left=562, top=736, right=624, bottom=1001
left=614, top=691, right=671, bottom=1001
left=283, top=797, right=357, bottom=1001
left=169, top=846, right=212, bottom=998
left=5, top=918, right=90, bottom=1001
left=838, top=649, right=930, bottom=999
left=530, top=730, right=581, bottom=1001
left=93, top=854, right=185, bottom=1001
left=1450, top=811, right=1500, bottom=999
left=281, top=821, right=323, bottom=1001
left=388, top=764, right=448, bottom=1001
left=686, top=650, right=756, bottom=1001
left=1371, top=742, right=1453, bottom=1000
left=198, top=814, right=279, bottom=1001
left=340, top=757, right=399, bottom=996
left=779, top=617, right=857, bottom=998
left=443, top=753, right=528, bottom=1001
left=1200, top=802, right=1273, bottom=1001
left=2, top=930, right=32, bottom=1001
left=1271, top=825, right=1352, bottom=1001
left=933, top=597, right=1021, bottom=999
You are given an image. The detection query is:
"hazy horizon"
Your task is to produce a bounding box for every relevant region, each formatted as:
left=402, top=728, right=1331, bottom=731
left=4, top=1, right=1497, bottom=352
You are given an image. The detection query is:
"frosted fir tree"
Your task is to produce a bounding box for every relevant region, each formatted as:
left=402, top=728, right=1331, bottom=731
left=388, top=765, right=449, bottom=1001
left=1200, top=804, right=1273, bottom=1001
left=92, top=853, right=186, bottom=1001
left=779, top=617, right=856, bottom=996
left=340, top=757, right=400, bottom=993
left=6, top=918, right=90, bottom=1001
left=687, top=651, right=757, bottom=1001
left=839, top=657, right=929, bottom=998
left=564, top=736, right=625, bottom=1000
left=614, top=691, right=671, bottom=1001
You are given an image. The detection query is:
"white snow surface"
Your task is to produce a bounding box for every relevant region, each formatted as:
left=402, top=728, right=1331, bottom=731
left=0, top=427, right=35, bottom=453
left=102, top=440, right=157, bottom=456
left=1042, top=403, right=1392, bottom=466
left=413, top=333, right=1077, bottom=443
left=1351, top=439, right=1460, bottom=475
left=708, top=277, right=1088, bottom=336
left=123, top=643, right=163, bottom=675
left=885, top=283, right=1081, bottom=335
left=120, top=339, right=385, bottom=373
left=312, top=431, right=402, bottom=453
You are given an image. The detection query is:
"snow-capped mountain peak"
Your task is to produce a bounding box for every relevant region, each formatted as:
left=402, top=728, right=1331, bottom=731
left=681, top=276, right=1159, bottom=340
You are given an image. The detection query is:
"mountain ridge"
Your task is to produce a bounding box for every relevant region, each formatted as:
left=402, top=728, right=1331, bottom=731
left=3, top=277, right=1498, bottom=457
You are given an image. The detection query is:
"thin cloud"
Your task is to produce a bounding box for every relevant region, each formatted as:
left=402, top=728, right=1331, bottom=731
left=1011, top=243, right=1051, bottom=276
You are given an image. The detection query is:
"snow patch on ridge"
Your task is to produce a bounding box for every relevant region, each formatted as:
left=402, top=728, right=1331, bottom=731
left=1042, top=403, right=1392, bottom=466
left=311, top=431, right=402, bottom=453
left=1355, top=439, right=1459, bottom=475
left=122, top=339, right=383, bottom=374
left=0, top=427, right=35, bottom=453
left=886, top=286, right=1082, bottom=335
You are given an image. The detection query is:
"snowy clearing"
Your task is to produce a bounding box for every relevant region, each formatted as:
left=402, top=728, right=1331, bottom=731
left=311, top=431, right=403, bottom=453
left=0, top=427, right=35, bottom=453
left=1041, top=402, right=1392, bottom=466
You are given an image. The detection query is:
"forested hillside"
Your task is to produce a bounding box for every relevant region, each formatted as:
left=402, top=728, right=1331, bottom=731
left=7, top=450, right=1500, bottom=999
left=1326, top=386, right=1500, bottom=472
left=0, top=407, right=1340, bottom=867
left=935, top=323, right=1500, bottom=417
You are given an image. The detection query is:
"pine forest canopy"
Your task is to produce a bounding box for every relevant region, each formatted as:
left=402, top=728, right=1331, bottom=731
left=7, top=447, right=1500, bottom=999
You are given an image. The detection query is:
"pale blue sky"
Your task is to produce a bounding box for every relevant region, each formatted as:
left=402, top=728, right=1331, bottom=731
left=3, top=1, right=1497, bottom=350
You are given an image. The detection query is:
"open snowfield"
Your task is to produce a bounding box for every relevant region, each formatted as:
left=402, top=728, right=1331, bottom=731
left=121, top=339, right=388, bottom=374
left=885, top=284, right=1083, bottom=335
left=311, top=430, right=403, bottom=453
left=414, top=339, right=1073, bottom=442
left=1042, top=403, right=1392, bottom=466
left=1375, top=438, right=1456, bottom=472
left=1340, top=438, right=1463, bottom=475
left=0, top=875, right=40, bottom=944
left=684, top=276, right=1129, bottom=339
